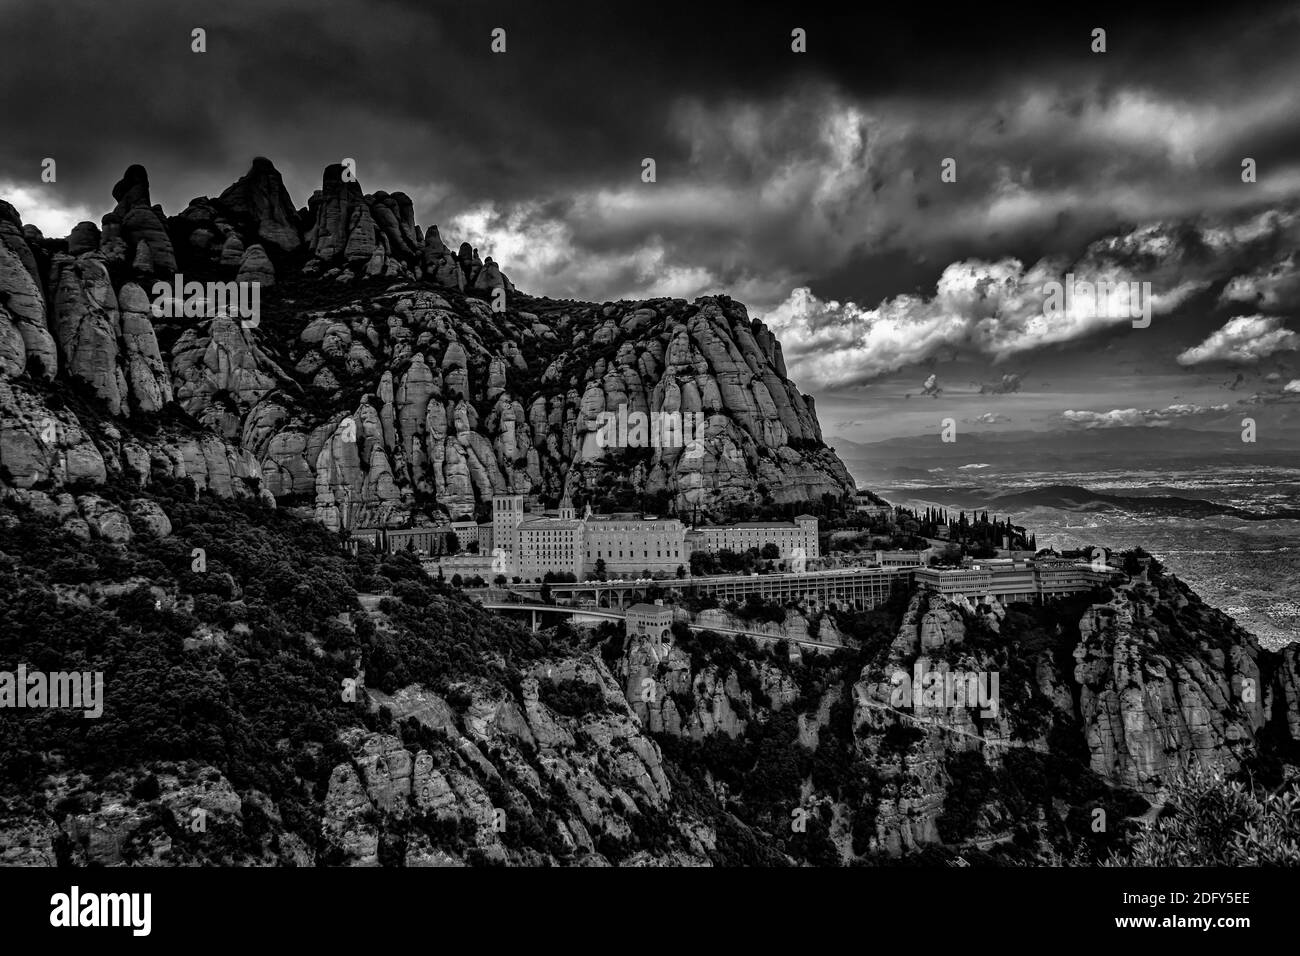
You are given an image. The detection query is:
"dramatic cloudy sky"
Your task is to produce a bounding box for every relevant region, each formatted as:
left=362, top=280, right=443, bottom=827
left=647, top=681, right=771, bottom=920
left=3, top=0, right=1299, bottom=444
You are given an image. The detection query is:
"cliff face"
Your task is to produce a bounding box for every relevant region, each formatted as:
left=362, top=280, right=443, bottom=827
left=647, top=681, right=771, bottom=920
left=1, top=464, right=1297, bottom=865
left=839, top=570, right=1296, bottom=855
left=0, top=159, right=853, bottom=532
left=265, top=284, right=849, bottom=528
left=323, top=669, right=695, bottom=867
left=615, top=570, right=1300, bottom=860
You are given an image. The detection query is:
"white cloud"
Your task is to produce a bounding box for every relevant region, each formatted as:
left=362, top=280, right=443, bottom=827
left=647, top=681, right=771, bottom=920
left=763, top=257, right=1190, bottom=388
left=0, top=182, right=93, bottom=237
left=1176, top=314, right=1300, bottom=365
left=447, top=200, right=722, bottom=303
left=1062, top=403, right=1230, bottom=428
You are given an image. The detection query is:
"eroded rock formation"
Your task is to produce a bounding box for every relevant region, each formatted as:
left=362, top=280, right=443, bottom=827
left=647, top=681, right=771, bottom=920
left=0, top=159, right=851, bottom=519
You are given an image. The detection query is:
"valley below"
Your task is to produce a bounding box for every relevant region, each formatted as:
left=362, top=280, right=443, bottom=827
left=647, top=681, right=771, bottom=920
left=870, top=465, right=1300, bottom=651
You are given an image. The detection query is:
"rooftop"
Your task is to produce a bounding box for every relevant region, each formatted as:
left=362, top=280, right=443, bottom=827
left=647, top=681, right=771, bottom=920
left=627, top=602, right=674, bottom=618
left=353, top=520, right=450, bottom=534
left=585, top=513, right=682, bottom=525
left=518, top=517, right=584, bottom=531
left=694, top=520, right=802, bottom=530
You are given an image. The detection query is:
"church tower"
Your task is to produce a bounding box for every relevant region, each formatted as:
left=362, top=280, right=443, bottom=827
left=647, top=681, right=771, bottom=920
left=492, top=494, right=524, bottom=575
left=559, top=493, right=575, bottom=520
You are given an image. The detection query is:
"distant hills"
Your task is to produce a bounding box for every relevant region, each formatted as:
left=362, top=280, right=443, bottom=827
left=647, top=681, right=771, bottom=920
left=986, top=483, right=1300, bottom=520
left=830, top=427, right=1300, bottom=488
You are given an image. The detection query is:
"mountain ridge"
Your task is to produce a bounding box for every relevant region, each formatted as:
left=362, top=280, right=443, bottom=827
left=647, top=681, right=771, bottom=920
left=986, top=483, right=1300, bottom=520
left=0, top=158, right=854, bottom=532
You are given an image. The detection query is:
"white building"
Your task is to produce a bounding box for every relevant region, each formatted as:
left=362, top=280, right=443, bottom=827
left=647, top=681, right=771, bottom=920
left=687, top=516, right=819, bottom=563
left=518, top=497, right=586, bottom=580
left=449, top=520, right=489, bottom=553
left=873, top=549, right=932, bottom=568
left=626, top=601, right=675, bottom=654
left=479, top=494, right=820, bottom=580
left=914, top=558, right=1116, bottom=603
left=586, top=513, right=688, bottom=576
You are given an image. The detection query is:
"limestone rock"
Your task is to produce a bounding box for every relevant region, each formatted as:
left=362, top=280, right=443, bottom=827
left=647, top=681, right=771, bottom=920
left=0, top=304, right=26, bottom=377
left=68, top=221, right=102, bottom=256
left=236, top=243, right=275, bottom=287
left=216, top=156, right=302, bottom=252
left=421, top=225, right=463, bottom=289
left=322, top=763, right=380, bottom=866
left=0, top=229, right=57, bottom=377
left=49, top=255, right=128, bottom=415
left=111, top=165, right=176, bottom=273
left=307, top=163, right=376, bottom=264
left=117, top=281, right=173, bottom=412
left=0, top=201, right=42, bottom=290
left=128, top=499, right=172, bottom=537
left=368, top=191, right=415, bottom=259
left=76, top=494, right=132, bottom=543
left=473, top=257, right=506, bottom=293
left=0, top=383, right=107, bottom=487
left=171, top=314, right=283, bottom=418
left=1073, top=587, right=1261, bottom=792
left=220, top=232, right=246, bottom=267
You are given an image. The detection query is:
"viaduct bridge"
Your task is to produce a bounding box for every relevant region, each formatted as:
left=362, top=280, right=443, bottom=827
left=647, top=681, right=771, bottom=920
left=478, top=602, right=625, bottom=630
left=508, top=566, right=912, bottom=612
left=478, top=601, right=848, bottom=651
left=466, top=560, right=1111, bottom=648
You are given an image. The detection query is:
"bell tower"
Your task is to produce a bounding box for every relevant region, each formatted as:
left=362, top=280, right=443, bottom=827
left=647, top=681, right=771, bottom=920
left=492, top=494, right=524, bottom=574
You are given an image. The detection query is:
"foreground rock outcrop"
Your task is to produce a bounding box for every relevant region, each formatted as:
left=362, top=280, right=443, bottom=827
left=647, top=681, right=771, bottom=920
left=0, top=464, right=1295, bottom=866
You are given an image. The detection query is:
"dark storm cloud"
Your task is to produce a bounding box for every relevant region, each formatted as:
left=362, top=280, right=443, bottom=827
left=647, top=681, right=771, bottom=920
left=4, top=0, right=1300, bottom=321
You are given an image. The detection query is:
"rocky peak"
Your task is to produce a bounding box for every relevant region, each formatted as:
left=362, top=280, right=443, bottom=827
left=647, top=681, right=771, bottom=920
left=109, top=164, right=176, bottom=274
left=306, top=162, right=373, bottom=263
left=110, top=163, right=151, bottom=207
left=0, top=203, right=56, bottom=378
left=216, top=156, right=303, bottom=253
left=1, top=158, right=851, bottom=521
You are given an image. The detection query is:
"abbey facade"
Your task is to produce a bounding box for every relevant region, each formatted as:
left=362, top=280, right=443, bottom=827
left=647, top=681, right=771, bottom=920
left=483, top=494, right=819, bottom=579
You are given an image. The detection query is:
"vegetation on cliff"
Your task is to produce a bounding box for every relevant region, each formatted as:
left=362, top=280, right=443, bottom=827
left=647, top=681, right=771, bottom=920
left=2, top=481, right=1297, bottom=865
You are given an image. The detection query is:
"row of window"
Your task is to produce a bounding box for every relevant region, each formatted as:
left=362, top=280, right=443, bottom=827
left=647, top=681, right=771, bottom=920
left=698, top=534, right=815, bottom=543
left=586, top=549, right=682, bottom=559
